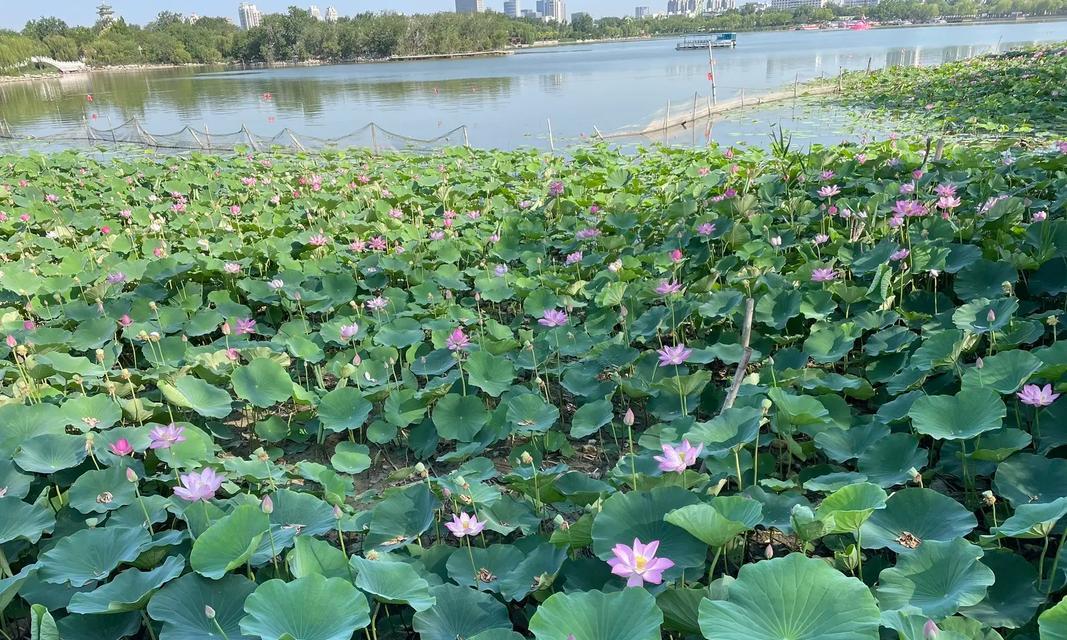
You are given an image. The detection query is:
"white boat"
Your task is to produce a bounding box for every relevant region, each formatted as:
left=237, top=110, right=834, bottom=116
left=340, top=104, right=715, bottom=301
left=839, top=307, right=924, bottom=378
left=676, top=33, right=737, bottom=50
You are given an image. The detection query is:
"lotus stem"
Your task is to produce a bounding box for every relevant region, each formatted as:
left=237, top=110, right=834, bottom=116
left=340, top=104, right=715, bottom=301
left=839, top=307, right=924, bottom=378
left=1046, top=527, right=1067, bottom=596
left=707, top=546, right=723, bottom=590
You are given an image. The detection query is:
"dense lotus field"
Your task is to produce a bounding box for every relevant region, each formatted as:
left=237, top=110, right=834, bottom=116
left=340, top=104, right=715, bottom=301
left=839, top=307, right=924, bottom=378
left=0, top=137, right=1065, bottom=640
left=834, top=42, right=1067, bottom=139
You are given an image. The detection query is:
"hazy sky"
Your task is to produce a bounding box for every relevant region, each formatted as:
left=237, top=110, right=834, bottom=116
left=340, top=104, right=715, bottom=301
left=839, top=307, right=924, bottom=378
left=2, top=1, right=643, bottom=30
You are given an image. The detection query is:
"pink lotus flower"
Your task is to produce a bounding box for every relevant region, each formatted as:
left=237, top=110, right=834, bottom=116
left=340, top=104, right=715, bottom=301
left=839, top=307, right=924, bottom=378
left=308, top=234, right=329, bottom=247
left=934, top=183, right=956, bottom=197
left=654, top=440, right=703, bottom=473
left=820, top=170, right=835, bottom=180
left=369, top=236, right=387, bottom=251
left=548, top=181, right=565, bottom=197
left=923, top=619, right=940, bottom=639
left=1018, top=384, right=1060, bottom=407
left=565, top=251, right=583, bottom=265
left=539, top=309, right=568, bottom=328
left=937, top=196, right=961, bottom=210
left=1033, top=211, right=1048, bottom=222
left=891, top=248, right=910, bottom=261
left=445, top=512, right=485, bottom=538
left=110, top=438, right=134, bottom=456
left=235, top=318, right=257, bottom=335
left=811, top=268, right=838, bottom=282
left=697, top=222, right=716, bottom=236
left=4, top=335, right=15, bottom=348
left=119, top=314, right=133, bottom=328
left=340, top=323, right=360, bottom=341
left=655, top=280, right=683, bottom=296
left=657, top=344, right=692, bottom=367
left=893, top=200, right=928, bottom=217
left=769, top=236, right=782, bottom=248
left=669, top=249, right=684, bottom=263
left=818, top=185, right=840, bottom=198
left=813, top=234, right=829, bottom=245
left=607, top=538, right=674, bottom=587
left=429, top=230, right=445, bottom=240
left=173, top=467, right=224, bottom=502
left=367, top=297, right=388, bottom=311
left=230, top=205, right=241, bottom=215
left=223, top=262, right=241, bottom=274
left=149, top=423, right=186, bottom=450
left=576, top=228, right=600, bottom=240
left=446, top=327, right=471, bottom=351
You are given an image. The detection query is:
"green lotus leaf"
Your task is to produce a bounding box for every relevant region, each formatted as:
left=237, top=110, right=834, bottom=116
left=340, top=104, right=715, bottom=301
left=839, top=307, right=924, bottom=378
left=815, top=482, right=887, bottom=534
left=374, top=317, right=425, bottom=348
left=365, top=483, right=437, bottom=550
left=0, top=403, right=66, bottom=457
left=970, top=428, right=1032, bottom=462
left=286, top=536, right=350, bottom=580
left=60, top=394, right=123, bottom=431
left=909, top=388, right=1005, bottom=440
left=592, top=487, right=706, bottom=574
left=269, top=489, right=336, bottom=537
left=497, top=542, right=566, bottom=602
left=991, top=496, right=1067, bottom=538
left=158, top=375, right=234, bottom=419
left=0, top=564, right=37, bottom=612
left=665, top=496, right=763, bottom=547
left=861, top=488, right=976, bottom=551
left=1041, top=595, right=1067, bottom=640
left=768, top=387, right=830, bottom=426
left=994, top=453, right=1067, bottom=507
left=67, top=555, right=185, bottom=614
left=446, top=543, right=523, bottom=592
left=56, top=611, right=142, bottom=640
left=469, top=632, right=525, bottom=640
left=14, top=433, right=88, bottom=474
left=953, top=297, right=1018, bottom=333
left=232, top=358, right=294, bottom=408
left=856, top=433, right=926, bottom=487
left=465, top=351, right=515, bottom=397
left=432, top=394, right=489, bottom=441
left=960, top=349, right=1043, bottom=394
left=30, top=604, right=59, bottom=640
left=569, top=397, right=615, bottom=439
left=69, top=465, right=137, bottom=514
left=409, top=349, right=457, bottom=376
left=39, top=526, right=153, bottom=587
left=147, top=573, right=257, bottom=640
left=954, top=259, right=1016, bottom=300
left=317, top=387, right=373, bottom=433
left=411, top=584, right=514, bottom=640
left=505, top=393, right=560, bottom=434
left=813, top=423, right=890, bottom=463
left=960, top=549, right=1045, bottom=629
left=330, top=441, right=371, bottom=474
left=657, top=587, right=707, bottom=635
left=240, top=575, right=371, bottom=640
left=876, top=538, right=995, bottom=618
left=191, top=504, right=270, bottom=579
left=153, top=424, right=216, bottom=469
left=0, top=498, right=55, bottom=544
left=350, top=555, right=435, bottom=611
left=698, top=553, right=880, bottom=640
left=529, top=588, right=663, bottom=640
left=0, top=459, right=32, bottom=500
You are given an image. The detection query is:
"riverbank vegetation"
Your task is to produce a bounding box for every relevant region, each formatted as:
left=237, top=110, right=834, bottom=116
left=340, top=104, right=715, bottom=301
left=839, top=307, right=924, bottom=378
left=2, top=2, right=1066, bottom=68
left=0, top=134, right=1065, bottom=638
left=833, top=42, right=1067, bottom=138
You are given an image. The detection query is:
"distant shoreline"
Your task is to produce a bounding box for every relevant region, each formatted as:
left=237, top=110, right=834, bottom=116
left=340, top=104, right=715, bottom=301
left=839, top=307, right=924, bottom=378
left=1, top=14, right=1064, bottom=87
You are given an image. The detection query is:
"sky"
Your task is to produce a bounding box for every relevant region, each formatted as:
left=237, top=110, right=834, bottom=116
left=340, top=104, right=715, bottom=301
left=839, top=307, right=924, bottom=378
left=1, top=0, right=642, bottom=30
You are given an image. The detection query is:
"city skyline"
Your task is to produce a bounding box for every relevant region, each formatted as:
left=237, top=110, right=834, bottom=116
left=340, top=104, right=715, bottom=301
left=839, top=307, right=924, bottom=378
left=0, top=0, right=654, bottom=29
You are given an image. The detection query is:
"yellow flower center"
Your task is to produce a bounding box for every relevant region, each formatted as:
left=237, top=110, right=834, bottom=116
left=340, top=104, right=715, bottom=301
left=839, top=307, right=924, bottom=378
left=634, top=553, right=648, bottom=571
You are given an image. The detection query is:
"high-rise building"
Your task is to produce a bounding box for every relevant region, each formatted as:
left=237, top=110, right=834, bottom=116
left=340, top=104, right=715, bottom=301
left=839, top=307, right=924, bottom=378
left=770, top=0, right=825, bottom=8
left=455, top=0, right=486, bottom=12
left=238, top=3, right=262, bottom=29
left=543, top=0, right=566, bottom=21
left=309, top=5, right=322, bottom=19
left=536, top=0, right=547, bottom=15
left=504, top=0, right=521, bottom=17
left=325, top=6, right=339, bottom=21
left=97, top=3, right=116, bottom=25
left=635, top=6, right=651, bottom=17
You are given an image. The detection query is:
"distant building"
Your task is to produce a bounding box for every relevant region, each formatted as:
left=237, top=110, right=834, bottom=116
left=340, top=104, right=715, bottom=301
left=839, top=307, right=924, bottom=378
left=635, top=6, right=651, bottom=17
left=543, top=0, right=566, bottom=21
left=309, top=5, right=322, bottom=19
left=238, top=3, right=262, bottom=29
left=536, top=0, right=547, bottom=14
left=770, top=0, right=826, bottom=8
left=521, top=8, right=540, bottom=17
left=325, top=6, right=339, bottom=21
left=97, top=3, right=116, bottom=25
left=707, top=0, right=737, bottom=12
left=504, top=0, right=521, bottom=17
left=186, top=12, right=201, bottom=23
left=455, top=0, right=486, bottom=12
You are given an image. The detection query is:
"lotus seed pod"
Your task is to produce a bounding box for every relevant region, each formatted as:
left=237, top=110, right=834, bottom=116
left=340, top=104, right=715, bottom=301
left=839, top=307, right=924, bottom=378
left=366, top=550, right=380, bottom=561
left=414, top=462, right=427, bottom=477
left=95, top=349, right=105, bottom=363
left=520, top=451, right=534, bottom=465
left=982, top=490, right=996, bottom=506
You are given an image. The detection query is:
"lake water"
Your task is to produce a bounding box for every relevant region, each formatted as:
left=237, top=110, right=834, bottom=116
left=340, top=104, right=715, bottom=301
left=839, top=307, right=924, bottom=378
left=2, top=20, right=1066, bottom=151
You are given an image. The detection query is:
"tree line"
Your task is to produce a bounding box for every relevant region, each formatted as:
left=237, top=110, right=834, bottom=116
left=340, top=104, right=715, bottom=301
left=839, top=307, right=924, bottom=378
left=1, top=0, right=1063, bottom=70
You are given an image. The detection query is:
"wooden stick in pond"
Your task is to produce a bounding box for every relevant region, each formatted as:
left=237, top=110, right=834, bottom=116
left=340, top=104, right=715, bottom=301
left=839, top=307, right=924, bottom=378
left=720, top=297, right=755, bottom=415
left=547, top=118, right=555, bottom=152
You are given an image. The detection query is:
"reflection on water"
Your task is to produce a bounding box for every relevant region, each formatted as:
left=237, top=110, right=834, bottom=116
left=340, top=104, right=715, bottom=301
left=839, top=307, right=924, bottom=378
left=2, top=21, right=1066, bottom=150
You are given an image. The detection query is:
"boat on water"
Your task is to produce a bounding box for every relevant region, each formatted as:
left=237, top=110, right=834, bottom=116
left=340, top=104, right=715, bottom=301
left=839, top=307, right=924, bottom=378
left=848, top=20, right=872, bottom=30
left=676, top=33, right=737, bottom=50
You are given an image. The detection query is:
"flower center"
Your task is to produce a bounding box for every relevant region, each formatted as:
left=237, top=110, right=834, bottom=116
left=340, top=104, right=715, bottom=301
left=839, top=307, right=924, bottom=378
left=634, top=553, right=648, bottom=571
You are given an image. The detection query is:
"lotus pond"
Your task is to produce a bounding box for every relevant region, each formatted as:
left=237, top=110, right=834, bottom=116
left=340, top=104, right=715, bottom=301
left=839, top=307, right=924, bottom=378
left=832, top=42, right=1067, bottom=140
left=0, top=137, right=1065, bottom=640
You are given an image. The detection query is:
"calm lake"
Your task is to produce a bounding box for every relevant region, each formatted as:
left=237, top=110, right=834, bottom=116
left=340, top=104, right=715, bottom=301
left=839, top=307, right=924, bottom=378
left=2, top=20, right=1066, bottom=150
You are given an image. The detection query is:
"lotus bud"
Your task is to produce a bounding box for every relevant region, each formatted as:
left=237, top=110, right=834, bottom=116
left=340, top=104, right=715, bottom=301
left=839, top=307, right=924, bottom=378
left=986, top=309, right=996, bottom=323
left=333, top=505, right=343, bottom=519
left=441, top=487, right=452, bottom=498
left=126, top=467, right=138, bottom=483
left=975, top=357, right=984, bottom=369
left=622, top=408, right=635, bottom=427
left=204, top=606, right=216, bottom=620
left=1001, top=281, right=1013, bottom=295
left=982, top=490, right=996, bottom=506
left=366, top=549, right=380, bottom=561
left=454, top=475, right=466, bottom=488
left=764, top=544, right=774, bottom=560
left=121, top=368, right=131, bottom=380
left=923, top=620, right=940, bottom=639
left=909, top=468, right=921, bottom=484
left=520, top=451, right=534, bottom=465
left=553, top=514, right=567, bottom=530
left=261, top=495, right=274, bottom=514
